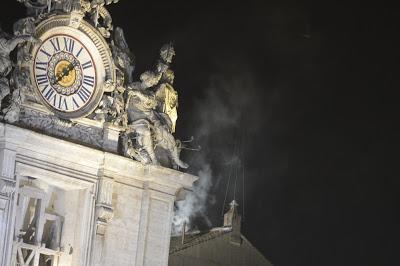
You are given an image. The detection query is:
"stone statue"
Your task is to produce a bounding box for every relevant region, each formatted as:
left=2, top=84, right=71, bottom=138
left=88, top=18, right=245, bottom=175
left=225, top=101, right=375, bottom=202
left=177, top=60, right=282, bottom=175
left=94, top=79, right=126, bottom=126
left=62, top=0, right=82, bottom=13
left=94, top=94, right=114, bottom=123
left=123, top=43, right=188, bottom=169
left=93, top=26, right=133, bottom=125
left=124, top=88, right=188, bottom=169
left=13, top=17, right=37, bottom=89
left=124, top=87, right=159, bottom=164
left=112, top=27, right=135, bottom=84
left=0, top=18, right=38, bottom=122
left=17, top=0, right=75, bottom=15
left=154, top=43, right=179, bottom=132
left=17, top=0, right=48, bottom=15
left=152, top=112, right=187, bottom=169
left=80, top=0, right=119, bottom=37
left=151, top=44, right=185, bottom=167
left=0, top=27, right=37, bottom=77
left=0, top=25, right=38, bottom=117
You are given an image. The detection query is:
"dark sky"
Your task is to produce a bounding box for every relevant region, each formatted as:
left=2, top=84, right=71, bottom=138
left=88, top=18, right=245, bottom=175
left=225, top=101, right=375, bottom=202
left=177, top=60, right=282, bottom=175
left=5, top=1, right=399, bottom=265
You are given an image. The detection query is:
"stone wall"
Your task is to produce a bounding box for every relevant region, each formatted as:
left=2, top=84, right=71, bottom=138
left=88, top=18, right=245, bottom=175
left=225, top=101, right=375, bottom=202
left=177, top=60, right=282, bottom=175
left=0, top=123, right=197, bottom=266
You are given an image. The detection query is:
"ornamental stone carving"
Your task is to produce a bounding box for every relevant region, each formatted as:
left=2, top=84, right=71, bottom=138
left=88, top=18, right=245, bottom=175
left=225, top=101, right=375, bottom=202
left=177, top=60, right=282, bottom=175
left=95, top=176, right=114, bottom=235
left=0, top=178, right=17, bottom=197
left=3, top=0, right=189, bottom=170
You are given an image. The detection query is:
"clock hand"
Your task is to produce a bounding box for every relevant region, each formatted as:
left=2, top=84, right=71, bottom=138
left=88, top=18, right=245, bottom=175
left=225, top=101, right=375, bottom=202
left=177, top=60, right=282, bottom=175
left=52, top=66, right=70, bottom=85
left=52, top=62, right=77, bottom=85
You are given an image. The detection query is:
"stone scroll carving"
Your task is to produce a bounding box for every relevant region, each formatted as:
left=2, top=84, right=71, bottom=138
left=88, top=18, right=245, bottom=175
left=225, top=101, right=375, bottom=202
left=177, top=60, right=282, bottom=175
left=0, top=178, right=17, bottom=197
left=95, top=176, right=114, bottom=236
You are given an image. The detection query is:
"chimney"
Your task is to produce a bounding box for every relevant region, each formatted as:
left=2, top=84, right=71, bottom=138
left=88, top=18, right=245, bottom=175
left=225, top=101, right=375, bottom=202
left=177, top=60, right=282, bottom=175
left=181, top=221, right=186, bottom=244
left=224, top=200, right=242, bottom=246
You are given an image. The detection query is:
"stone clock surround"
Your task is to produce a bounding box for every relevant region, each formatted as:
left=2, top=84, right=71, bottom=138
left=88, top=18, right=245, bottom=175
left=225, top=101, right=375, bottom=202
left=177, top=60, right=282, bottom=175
left=0, top=123, right=197, bottom=266
left=28, top=14, right=115, bottom=120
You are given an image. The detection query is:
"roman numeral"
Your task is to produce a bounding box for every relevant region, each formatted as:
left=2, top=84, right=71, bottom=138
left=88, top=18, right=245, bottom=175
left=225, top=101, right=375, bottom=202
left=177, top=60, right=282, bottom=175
left=52, top=93, right=57, bottom=106
left=58, top=96, right=68, bottom=110
left=83, top=75, right=95, bottom=87
left=77, top=86, right=91, bottom=103
left=36, top=74, right=48, bottom=85
left=63, top=37, right=75, bottom=53
left=75, top=47, right=83, bottom=58
left=72, top=97, right=80, bottom=109
left=81, top=60, right=93, bottom=70
left=40, top=48, right=52, bottom=60
left=41, top=84, right=49, bottom=93
left=50, top=38, right=60, bottom=52
left=35, top=61, right=47, bottom=71
left=43, top=87, right=55, bottom=101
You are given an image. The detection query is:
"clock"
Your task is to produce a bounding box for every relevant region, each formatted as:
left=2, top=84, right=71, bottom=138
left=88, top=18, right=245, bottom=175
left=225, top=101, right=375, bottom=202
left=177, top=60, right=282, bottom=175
left=30, top=15, right=115, bottom=119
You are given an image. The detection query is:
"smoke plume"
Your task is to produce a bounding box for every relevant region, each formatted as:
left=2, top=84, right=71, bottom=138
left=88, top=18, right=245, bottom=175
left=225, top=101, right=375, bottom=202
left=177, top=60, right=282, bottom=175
left=172, top=60, right=265, bottom=234
left=172, top=163, right=213, bottom=235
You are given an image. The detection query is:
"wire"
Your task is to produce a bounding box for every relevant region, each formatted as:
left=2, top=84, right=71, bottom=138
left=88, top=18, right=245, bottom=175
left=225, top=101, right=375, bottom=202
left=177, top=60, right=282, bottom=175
left=221, top=139, right=237, bottom=216
left=221, top=110, right=249, bottom=219
left=233, top=160, right=239, bottom=202
left=221, top=158, right=233, bottom=216
left=242, top=163, right=245, bottom=222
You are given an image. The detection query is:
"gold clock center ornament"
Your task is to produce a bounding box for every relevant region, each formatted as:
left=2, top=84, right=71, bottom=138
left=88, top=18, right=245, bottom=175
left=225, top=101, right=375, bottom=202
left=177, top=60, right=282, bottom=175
left=47, top=51, right=83, bottom=96
left=30, top=15, right=115, bottom=119
left=55, top=60, right=77, bottom=87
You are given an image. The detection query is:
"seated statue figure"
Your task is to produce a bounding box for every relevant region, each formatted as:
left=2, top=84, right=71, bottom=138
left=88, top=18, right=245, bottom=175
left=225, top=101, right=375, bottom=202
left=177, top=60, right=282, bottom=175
left=124, top=68, right=188, bottom=169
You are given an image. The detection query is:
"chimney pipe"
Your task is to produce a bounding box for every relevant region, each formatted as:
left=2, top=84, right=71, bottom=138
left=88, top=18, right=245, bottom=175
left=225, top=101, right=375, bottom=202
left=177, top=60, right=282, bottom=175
left=181, top=221, right=186, bottom=245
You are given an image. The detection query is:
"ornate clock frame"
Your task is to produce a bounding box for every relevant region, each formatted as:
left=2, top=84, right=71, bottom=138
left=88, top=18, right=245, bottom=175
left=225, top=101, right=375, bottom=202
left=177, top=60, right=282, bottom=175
left=29, top=14, right=115, bottom=119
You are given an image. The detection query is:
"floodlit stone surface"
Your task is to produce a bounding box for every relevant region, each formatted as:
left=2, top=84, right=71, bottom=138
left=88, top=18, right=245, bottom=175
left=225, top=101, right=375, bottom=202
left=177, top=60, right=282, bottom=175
left=0, top=123, right=197, bottom=266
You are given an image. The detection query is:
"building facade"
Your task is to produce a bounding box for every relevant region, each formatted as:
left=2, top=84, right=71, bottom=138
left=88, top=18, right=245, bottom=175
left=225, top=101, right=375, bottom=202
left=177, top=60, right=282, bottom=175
left=0, top=123, right=196, bottom=266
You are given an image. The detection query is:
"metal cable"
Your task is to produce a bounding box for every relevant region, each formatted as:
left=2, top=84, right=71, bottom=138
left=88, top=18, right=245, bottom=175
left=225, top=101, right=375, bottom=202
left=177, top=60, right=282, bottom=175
left=221, top=141, right=236, bottom=216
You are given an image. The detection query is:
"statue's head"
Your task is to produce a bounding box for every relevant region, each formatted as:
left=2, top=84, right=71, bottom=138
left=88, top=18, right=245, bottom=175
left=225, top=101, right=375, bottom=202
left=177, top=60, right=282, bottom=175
left=13, top=17, right=35, bottom=36
left=160, top=43, right=175, bottom=64
left=140, top=71, right=159, bottom=88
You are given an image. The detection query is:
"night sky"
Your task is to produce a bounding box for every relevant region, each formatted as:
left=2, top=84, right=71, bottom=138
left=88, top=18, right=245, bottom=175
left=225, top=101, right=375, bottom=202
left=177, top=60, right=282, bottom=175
left=5, top=1, right=398, bottom=265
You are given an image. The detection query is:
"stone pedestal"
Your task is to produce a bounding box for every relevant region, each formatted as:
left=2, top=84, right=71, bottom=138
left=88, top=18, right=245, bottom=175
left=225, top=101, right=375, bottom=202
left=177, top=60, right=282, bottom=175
left=0, top=123, right=197, bottom=266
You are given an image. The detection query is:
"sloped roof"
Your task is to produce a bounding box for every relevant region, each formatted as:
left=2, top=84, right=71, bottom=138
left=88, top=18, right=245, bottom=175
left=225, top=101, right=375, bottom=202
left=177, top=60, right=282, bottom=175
left=169, top=227, right=273, bottom=266
left=170, top=227, right=232, bottom=254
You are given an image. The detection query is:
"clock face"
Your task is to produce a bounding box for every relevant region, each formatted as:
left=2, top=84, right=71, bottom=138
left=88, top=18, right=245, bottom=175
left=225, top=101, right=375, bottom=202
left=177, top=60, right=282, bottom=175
left=30, top=17, right=114, bottom=119
left=33, top=34, right=96, bottom=113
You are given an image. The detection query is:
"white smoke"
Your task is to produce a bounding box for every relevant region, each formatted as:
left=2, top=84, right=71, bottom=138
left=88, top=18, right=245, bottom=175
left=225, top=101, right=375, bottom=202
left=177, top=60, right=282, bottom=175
left=171, top=61, right=265, bottom=234
left=172, top=164, right=213, bottom=235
